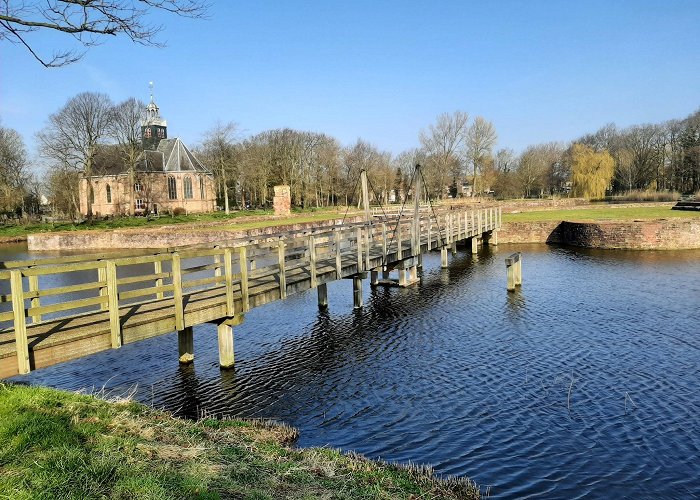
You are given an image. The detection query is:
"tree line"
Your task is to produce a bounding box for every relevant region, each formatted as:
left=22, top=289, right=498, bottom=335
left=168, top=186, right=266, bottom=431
left=1, top=92, right=699, bottom=219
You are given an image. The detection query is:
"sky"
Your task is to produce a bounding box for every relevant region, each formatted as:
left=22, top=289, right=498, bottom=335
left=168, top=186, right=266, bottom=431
left=1, top=0, right=699, bottom=164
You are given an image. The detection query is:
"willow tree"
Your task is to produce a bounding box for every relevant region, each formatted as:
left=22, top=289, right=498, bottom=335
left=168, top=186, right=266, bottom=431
left=569, top=144, right=615, bottom=199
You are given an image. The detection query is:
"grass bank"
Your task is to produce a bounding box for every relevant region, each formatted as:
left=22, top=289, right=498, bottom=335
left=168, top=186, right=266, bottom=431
left=503, top=205, right=698, bottom=223
left=0, top=383, right=481, bottom=499
left=0, top=208, right=349, bottom=239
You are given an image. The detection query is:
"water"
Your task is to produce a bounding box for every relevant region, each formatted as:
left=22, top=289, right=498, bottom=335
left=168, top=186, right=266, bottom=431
left=4, top=242, right=700, bottom=498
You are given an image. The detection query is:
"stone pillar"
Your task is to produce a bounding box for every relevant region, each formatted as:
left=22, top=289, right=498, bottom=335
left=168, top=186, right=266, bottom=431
left=491, top=230, right=498, bottom=245
left=353, top=276, right=363, bottom=309
left=273, top=185, right=291, bottom=217
left=178, top=326, right=194, bottom=364
left=317, top=283, right=328, bottom=309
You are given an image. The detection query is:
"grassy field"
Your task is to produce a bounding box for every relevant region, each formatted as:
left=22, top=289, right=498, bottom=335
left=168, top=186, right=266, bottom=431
left=503, top=205, right=699, bottom=223
left=0, top=208, right=349, bottom=239
left=0, top=383, right=480, bottom=499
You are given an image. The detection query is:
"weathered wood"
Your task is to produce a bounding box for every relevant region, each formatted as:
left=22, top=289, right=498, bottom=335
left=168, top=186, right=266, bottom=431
left=506, top=252, right=522, bottom=292
left=353, top=276, right=363, bottom=309
left=10, top=270, right=30, bottom=374
left=370, top=270, right=379, bottom=286
left=471, top=236, right=478, bottom=254
left=98, top=266, right=108, bottom=312
left=28, top=272, right=41, bottom=323
left=317, top=283, right=328, bottom=309
left=217, top=322, right=234, bottom=369
left=171, top=252, right=185, bottom=331
left=356, top=227, right=363, bottom=271
left=178, top=326, right=194, bottom=364
left=277, top=241, right=287, bottom=300
left=334, top=230, right=342, bottom=278
left=154, top=260, right=165, bottom=300
left=309, top=235, right=317, bottom=288
left=238, top=247, right=250, bottom=311
left=224, top=248, right=235, bottom=315
left=105, top=261, right=122, bottom=349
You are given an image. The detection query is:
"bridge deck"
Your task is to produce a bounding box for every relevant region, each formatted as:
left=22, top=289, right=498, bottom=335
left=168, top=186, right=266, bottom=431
left=0, top=207, right=501, bottom=378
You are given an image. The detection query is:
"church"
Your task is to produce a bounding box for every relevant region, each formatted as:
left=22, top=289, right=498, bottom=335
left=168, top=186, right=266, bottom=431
left=79, top=95, right=216, bottom=216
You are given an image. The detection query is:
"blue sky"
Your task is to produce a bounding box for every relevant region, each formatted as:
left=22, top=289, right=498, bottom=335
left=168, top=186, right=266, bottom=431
left=2, top=0, right=699, bottom=161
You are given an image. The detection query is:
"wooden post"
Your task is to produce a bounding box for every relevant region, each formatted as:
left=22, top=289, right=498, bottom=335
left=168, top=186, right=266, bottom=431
left=154, top=259, right=165, bottom=300
left=28, top=271, right=41, bottom=324
left=364, top=224, right=371, bottom=271
left=178, top=326, right=194, bottom=364
left=398, top=263, right=408, bottom=286
left=397, top=221, right=402, bottom=260
left=98, top=266, right=108, bottom=311
left=309, top=235, right=317, bottom=288
left=370, top=270, right=379, bottom=285
left=224, top=248, right=235, bottom=315
left=382, top=222, right=388, bottom=262
left=278, top=241, right=287, bottom=299
left=471, top=236, right=478, bottom=254
left=353, top=275, right=363, bottom=309
left=105, top=261, right=122, bottom=349
left=238, top=247, right=250, bottom=311
left=171, top=252, right=185, bottom=332
left=471, top=210, right=475, bottom=235
left=441, top=246, right=448, bottom=268
left=335, top=230, right=342, bottom=278
left=10, top=269, right=30, bottom=375
left=506, top=252, right=522, bottom=292
left=317, top=283, right=328, bottom=309
left=382, top=268, right=390, bottom=280
left=427, top=217, right=432, bottom=250
left=217, top=322, right=234, bottom=368
left=356, top=227, right=363, bottom=272
left=214, top=246, right=222, bottom=277
left=491, top=230, right=499, bottom=245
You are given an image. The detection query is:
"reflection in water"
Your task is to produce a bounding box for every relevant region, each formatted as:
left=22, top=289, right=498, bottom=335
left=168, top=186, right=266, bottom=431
left=4, top=242, right=700, bottom=498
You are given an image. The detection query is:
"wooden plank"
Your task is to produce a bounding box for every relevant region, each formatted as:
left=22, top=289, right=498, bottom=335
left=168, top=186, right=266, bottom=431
left=27, top=295, right=108, bottom=317
left=28, top=272, right=41, bottom=323
left=172, top=252, right=185, bottom=331
left=105, top=261, right=121, bottom=348
left=22, top=261, right=105, bottom=276
left=224, top=248, right=234, bottom=316
left=117, top=273, right=169, bottom=286
left=10, top=270, right=30, bottom=374
left=238, top=247, right=249, bottom=312
left=182, top=275, right=225, bottom=289
left=356, top=227, right=363, bottom=271
left=154, top=259, right=165, bottom=300
left=278, top=241, right=287, bottom=299
left=309, top=235, right=317, bottom=288
left=118, top=284, right=174, bottom=301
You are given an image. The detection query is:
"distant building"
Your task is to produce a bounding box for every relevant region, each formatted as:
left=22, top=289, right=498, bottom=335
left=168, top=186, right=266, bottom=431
left=79, top=95, right=215, bottom=216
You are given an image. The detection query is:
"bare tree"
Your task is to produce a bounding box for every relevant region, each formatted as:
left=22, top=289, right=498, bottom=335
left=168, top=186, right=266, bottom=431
left=466, top=116, right=497, bottom=196
left=1, top=0, right=208, bottom=67
left=0, top=122, right=28, bottom=214
left=419, top=111, right=469, bottom=199
left=109, top=97, right=145, bottom=215
left=201, top=121, right=239, bottom=214
left=38, top=91, right=114, bottom=218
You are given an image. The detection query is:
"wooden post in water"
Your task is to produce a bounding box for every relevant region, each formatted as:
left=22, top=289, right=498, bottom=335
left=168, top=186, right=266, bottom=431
left=317, top=283, right=328, bottom=309
left=370, top=270, right=379, bottom=286
left=506, top=252, right=522, bottom=292
left=216, top=315, right=243, bottom=369
left=353, top=276, right=363, bottom=309
left=178, top=326, right=194, bottom=364
left=471, top=236, right=478, bottom=254
left=441, top=246, right=448, bottom=268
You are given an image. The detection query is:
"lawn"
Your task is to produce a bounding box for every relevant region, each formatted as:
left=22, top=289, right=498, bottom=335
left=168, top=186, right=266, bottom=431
left=503, top=205, right=699, bottom=223
left=0, top=383, right=480, bottom=499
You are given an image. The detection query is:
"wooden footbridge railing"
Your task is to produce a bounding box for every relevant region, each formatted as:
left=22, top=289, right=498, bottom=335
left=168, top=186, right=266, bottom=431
left=0, top=204, right=501, bottom=379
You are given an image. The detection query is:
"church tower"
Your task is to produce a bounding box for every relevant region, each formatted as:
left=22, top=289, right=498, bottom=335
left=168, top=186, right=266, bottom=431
left=141, top=82, right=167, bottom=150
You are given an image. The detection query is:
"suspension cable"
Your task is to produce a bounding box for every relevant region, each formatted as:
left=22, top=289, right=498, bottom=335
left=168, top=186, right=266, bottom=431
left=419, top=167, right=447, bottom=247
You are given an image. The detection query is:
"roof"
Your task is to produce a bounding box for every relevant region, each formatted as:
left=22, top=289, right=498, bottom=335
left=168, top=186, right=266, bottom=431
left=90, top=138, right=211, bottom=177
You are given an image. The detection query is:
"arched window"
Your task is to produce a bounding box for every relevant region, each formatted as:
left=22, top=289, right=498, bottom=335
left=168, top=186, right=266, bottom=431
left=106, top=184, right=112, bottom=203
left=168, top=177, right=177, bottom=200
left=184, top=177, right=193, bottom=199
left=199, top=177, right=205, bottom=199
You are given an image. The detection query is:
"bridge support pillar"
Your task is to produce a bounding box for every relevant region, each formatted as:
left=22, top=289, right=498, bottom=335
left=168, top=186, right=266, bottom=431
left=317, top=283, right=328, bottom=309
left=451, top=240, right=457, bottom=255
left=441, top=247, right=448, bottom=268
left=353, top=276, right=363, bottom=309
left=417, top=252, right=423, bottom=269
left=178, top=326, right=194, bottom=364
left=382, top=268, right=390, bottom=280
left=490, top=230, right=498, bottom=245
left=217, top=323, right=235, bottom=369
left=471, top=237, right=478, bottom=254
left=370, top=270, right=379, bottom=286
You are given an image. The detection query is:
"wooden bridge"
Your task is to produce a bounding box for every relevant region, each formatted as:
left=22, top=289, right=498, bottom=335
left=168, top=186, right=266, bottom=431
left=0, top=173, right=501, bottom=379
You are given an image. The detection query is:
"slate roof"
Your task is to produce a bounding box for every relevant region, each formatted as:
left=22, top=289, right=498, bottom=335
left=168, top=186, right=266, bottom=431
left=90, top=138, right=211, bottom=176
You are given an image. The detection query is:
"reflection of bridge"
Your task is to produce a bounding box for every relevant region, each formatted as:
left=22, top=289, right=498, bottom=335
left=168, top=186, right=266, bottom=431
left=0, top=170, right=501, bottom=379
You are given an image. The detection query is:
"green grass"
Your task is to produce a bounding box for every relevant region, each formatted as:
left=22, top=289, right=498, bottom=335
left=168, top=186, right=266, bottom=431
left=0, top=208, right=349, bottom=239
left=0, top=383, right=481, bottom=499
left=503, top=206, right=699, bottom=223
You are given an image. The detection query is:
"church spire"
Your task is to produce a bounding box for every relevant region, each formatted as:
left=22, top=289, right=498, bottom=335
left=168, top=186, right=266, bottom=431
left=142, top=81, right=167, bottom=150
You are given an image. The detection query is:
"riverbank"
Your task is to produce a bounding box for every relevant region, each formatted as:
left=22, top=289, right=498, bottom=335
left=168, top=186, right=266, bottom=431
left=0, top=383, right=480, bottom=499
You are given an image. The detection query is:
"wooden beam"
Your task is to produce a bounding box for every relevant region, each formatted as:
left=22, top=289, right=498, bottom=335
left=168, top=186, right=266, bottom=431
left=105, top=261, right=122, bottom=349
left=10, top=270, right=30, bottom=375
left=178, top=326, right=194, bottom=364
left=172, top=253, right=185, bottom=331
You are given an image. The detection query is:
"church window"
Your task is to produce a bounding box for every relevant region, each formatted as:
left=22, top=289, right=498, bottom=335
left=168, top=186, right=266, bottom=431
left=184, top=177, right=193, bottom=199
left=168, top=177, right=177, bottom=199
left=144, top=128, right=152, bottom=139
left=134, top=182, right=142, bottom=192
left=135, top=199, right=145, bottom=211
left=157, top=128, right=165, bottom=139
left=106, top=184, right=112, bottom=203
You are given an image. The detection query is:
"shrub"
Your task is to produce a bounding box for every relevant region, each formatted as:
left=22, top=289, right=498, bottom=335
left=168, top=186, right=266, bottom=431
left=172, top=207, right=187, bottom=216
